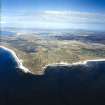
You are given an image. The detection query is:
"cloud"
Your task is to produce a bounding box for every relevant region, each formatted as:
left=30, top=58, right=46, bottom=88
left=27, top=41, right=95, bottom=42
left=1, top=10, right=105, bottom=30
left=43, top=11, right=105, bottom=24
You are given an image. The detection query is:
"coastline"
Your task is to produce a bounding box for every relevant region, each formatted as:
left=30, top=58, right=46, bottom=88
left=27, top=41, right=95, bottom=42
left=0, top=46, right=30, bottom=73
left=1, top=46, right=105, bottom=74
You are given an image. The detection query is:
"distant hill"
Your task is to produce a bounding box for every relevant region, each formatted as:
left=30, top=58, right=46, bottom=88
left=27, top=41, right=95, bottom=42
left=54, top=32, right=105, bottom=44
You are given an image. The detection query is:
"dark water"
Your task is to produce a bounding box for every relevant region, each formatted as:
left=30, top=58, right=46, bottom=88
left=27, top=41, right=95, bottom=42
left=0, top=47, right=105, bottom=105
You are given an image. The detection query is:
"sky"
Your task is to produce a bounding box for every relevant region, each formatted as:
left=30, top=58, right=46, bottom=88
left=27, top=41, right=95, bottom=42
left=1, top=0, right=105, bottom=30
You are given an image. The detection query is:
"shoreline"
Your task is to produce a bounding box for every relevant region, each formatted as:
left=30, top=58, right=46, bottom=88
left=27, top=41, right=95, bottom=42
left=1, top=46, right=105, bottom=74
left=0, top=46, right=30, bottom=73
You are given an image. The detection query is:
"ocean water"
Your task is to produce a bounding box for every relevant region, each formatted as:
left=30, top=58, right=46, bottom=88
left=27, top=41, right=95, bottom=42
left=0, top=46, right=105, bottom=105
